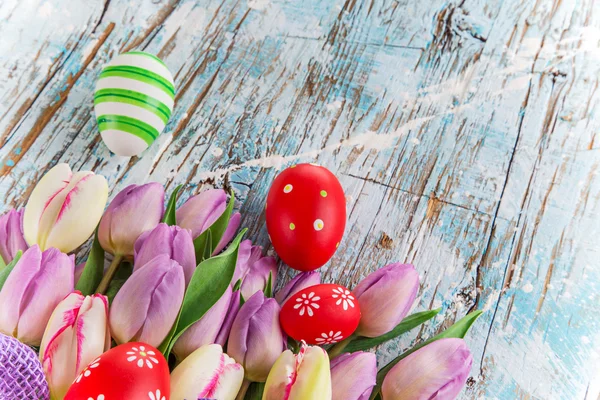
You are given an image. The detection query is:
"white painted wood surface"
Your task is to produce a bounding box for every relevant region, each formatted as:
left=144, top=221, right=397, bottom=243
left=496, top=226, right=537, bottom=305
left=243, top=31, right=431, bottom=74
left=1, top=0, right=599, bottom=398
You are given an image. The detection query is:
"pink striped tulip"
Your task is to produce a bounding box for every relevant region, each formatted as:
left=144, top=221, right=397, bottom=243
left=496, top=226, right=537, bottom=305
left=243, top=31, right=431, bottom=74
left=23, top=163, right=108, bottom=253
left=98, top=183, right=164, bottom=257
left=170, top=344, right=244, bottom=400
left=176, top=189, right=241, bottom=254
left=263, top=344, right=332, bottom=400
left=0, top=209, right=28, bottom=265
left=40, top=292, right=110, bottom=400
left=0, top=245, right=74, bottom=345
left=381, top=338, right=473, bottom=400
left=330, top=352, right=377, bottom=400
left=109, top=254, right=185, bottom=347
left=354, top=263, right=419, bottom=337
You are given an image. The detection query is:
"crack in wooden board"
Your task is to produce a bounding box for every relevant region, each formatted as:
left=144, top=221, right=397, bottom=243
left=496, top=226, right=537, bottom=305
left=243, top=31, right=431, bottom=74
left=1, top=0, right=600, bottom=398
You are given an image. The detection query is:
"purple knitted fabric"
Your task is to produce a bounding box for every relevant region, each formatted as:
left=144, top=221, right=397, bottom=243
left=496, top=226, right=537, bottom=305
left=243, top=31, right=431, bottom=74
left=0, top=333, right=49, bottom=400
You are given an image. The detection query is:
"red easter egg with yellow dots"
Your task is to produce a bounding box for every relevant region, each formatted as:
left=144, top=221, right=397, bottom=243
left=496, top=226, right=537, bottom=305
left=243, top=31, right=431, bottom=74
left=266, top=163, right=346, bottom=271
left=280, top=283, right=360, bottom=345
left=64, top=342, right=169, bottom=400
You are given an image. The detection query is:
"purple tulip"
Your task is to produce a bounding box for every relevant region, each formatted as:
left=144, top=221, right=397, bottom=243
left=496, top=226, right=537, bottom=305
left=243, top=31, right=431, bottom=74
left=275, top=271, right=321, bottom=304
left=176, top=189, right=241, bottom=254
left=172, top=286, right=237, bottom=361
left=109, top=254, right=185, bottom=347
left=214, top=289, right=241, bottom=346
left=354, top=263, right=419, bottom=338
left=98, top=183, right=164, bottom=257
left=0, top=246, right=74, bottom=346
left=0, top=209, right=28, bottom=265
left=227, top=291, right=286, bottom=382
left=330, top=352, right=377, bottom=400
left=381, top=338, right=473, bottom=400
left=134, top=223, right=196, bottom=285
left=233, top=240, right=277, bottom=300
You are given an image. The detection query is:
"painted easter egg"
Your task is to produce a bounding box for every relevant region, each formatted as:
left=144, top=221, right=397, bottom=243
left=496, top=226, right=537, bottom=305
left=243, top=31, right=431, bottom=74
left=266, top=163, right=346, bottom=271
left=280, top=284, right=360, bottom=345
left=64, top=342, right=169, bottom=400
left=94, top=51, right=175, bottom=157
left=0, top=333, right=49, bottom=399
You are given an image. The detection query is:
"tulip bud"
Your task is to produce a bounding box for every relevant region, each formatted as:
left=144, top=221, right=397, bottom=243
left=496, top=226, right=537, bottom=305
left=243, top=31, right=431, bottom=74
left=0, top=209, right=28, bottom=265
left=354, top=263, right=419, bottom=337
left=330, top=352, right=377, bottom=400
left=134, top=223, right=195, bottom=285
left=176, top=189, right=241, bottom=254
left=228, top=291, right=286, bottom=382
left=381, top=338, right=473, bottom=400
left=173, top=285, right=234, bottom=361
left=0, top=246, right=74, bottom=345
left=275, top=271, right=321, bottom=304
left=263, top=344, right=332, bottom=400
left=109, top=254, right=185, bottom=347
left=23, top=163, right=108, bottom=253
left=40, top=292, right=110, bottom=400
left=98, top=183, right=164, bottom=257
left=170, top=344, right=244, bottom=400
left=234, top=240, right=277, bottom=300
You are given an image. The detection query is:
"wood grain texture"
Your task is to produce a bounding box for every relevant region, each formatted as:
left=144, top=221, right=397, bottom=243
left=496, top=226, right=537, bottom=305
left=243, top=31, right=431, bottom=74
left=1, top=0, right=599, bottom=398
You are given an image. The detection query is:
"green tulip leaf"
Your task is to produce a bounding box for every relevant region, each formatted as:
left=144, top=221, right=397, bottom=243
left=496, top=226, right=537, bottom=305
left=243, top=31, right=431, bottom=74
left=75, top=231, right=105, bottom=295
left=263, top=271, right=273, bottom=298
left=105, top=262, right=133, bottom=303
left=160, top=229, right=246, bottom=356
left=245, top=382, right=265, bottom=400
left=370, top=310, right=483, bottom=400
left=344, top=308, right=442, bottom=353
left=233, top=278, right=242, bottom=291
left=0, top=255, right=6, bottom=271
left=207, top=190, right=235, bottom=253
left=0, top=250, right=23, bottom=291
left=193, top=229, right=210, bottom=263
left=162, top=184, right=184, bottom=226
left=203, top=229, right=213, bottom=261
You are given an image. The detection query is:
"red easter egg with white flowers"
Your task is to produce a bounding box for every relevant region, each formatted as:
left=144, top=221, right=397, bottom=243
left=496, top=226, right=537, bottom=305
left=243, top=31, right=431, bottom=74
left=64, top=342, right=169, bottom=400
left=280, top=283, right=360, bottom=345
left=266, top=164, right=346, bottom=271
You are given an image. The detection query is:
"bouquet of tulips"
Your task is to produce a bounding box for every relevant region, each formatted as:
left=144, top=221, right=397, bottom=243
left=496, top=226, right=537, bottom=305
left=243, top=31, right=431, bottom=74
left=0, top=163, right=481, bottom=400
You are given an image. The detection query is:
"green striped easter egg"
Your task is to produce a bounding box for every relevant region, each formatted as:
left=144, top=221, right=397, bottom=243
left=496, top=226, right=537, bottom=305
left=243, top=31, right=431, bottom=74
left=94, top=51, right=175, bottom=156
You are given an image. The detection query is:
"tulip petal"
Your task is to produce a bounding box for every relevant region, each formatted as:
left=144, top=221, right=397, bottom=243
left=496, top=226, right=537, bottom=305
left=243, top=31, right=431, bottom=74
left=44, top=173, right=109, bottom=252
left=289, top=346, right=332, bottom=400
left=381, top=338, right=473, bottom=400
left=355, top=263, right=419, bottom=337
left=0, top=245, right=43, bottom=337
left=330, top=352, right=377, bottom=400
left=99, top=183, right=164, bottom=256
left=176, top=189, right=227, bottom=238
left=110, top=255, right=184, bottom=347
left=262, top=350, right=296, bottom=400
left=17, top=248, right=74, bottom=344
left=215, top=290, right=241, bottom=346
left=23, top=164, right=72, bottom=248
left=275, top=272, right=321, bottom=304
left=0, top=209, right=28, bottom=265
left=170, top=344, right=244, bottom=400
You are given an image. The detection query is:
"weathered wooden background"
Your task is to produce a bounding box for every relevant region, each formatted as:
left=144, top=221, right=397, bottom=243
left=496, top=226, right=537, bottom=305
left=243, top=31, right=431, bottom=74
left=1, top=0, right=599, bottom=398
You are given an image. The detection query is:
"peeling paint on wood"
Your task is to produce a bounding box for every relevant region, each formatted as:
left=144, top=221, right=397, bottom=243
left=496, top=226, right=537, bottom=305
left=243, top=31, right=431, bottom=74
left=1, top=0, right=599, bottom=398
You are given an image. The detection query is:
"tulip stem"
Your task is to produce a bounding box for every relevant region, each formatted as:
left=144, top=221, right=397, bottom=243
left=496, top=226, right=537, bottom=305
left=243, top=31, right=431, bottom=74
left=328, top=336, right=354, bottom=359
left=235, top=379, right=251, bottom=400
left=95, top=254, right=123, bottom=294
